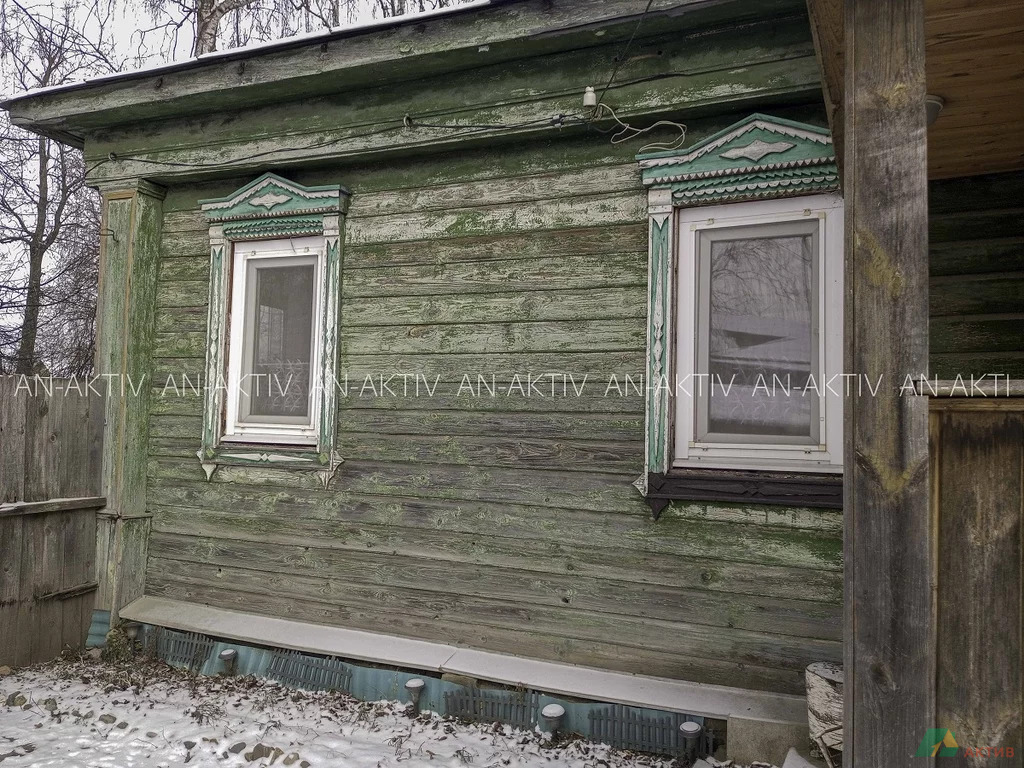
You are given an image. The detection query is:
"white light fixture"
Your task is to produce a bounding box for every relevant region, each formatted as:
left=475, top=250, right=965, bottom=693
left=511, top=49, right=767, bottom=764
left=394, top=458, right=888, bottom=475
left=926, top=94, right=944, bottom=126
left=405, top=678, right=426, bottom=711
left=541, top=703, right=565, bottom=734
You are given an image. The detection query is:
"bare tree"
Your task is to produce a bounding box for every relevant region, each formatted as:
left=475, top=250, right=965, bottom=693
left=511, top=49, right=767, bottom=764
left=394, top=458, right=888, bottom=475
left=0, top=0, right=124, bottom=374
left=142, top=0, right=472, bottom=57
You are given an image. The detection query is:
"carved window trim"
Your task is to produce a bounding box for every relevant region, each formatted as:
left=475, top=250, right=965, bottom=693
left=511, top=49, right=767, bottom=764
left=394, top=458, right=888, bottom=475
left=635, top=114, right=843, bottom=516
left=197, top=173, right=350, bottom=487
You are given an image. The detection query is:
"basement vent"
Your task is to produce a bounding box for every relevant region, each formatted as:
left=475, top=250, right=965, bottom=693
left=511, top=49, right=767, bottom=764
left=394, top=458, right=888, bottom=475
left=267, top=649, right=352, bottom=692
left=588, top=704, right=709, bottom=757
left=147, top=628, right=214, bottom=672
left=444, top=688, right=540, bottom=729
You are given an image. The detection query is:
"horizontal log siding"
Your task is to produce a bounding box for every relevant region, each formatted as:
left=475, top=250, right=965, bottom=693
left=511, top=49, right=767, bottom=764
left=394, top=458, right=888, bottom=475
left=146, top=125, right=843, bottom=694
left=929, top=170, right=1024, bottom=378
left=137, top=14, right=845, bottom=694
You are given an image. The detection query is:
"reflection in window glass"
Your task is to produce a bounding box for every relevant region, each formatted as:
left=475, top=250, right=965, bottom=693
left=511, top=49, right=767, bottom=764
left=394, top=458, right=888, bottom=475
left=697, top=222, right=818, bottom=443
left=245, top=262, right=315, bottom=419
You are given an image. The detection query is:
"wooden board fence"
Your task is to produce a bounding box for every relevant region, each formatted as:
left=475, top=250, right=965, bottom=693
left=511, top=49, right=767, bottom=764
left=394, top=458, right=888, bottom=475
left=0, top=376, right=105, bottom=666
left=0, top=376, right=103, bottom=503
left=930, top=395, right=1023, bottom=764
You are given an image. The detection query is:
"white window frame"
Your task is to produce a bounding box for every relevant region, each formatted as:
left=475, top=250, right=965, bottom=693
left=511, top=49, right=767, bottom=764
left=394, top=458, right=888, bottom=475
left=223, top=236, right=326, bottom=446
left=672, top=194, right=844, bottom=472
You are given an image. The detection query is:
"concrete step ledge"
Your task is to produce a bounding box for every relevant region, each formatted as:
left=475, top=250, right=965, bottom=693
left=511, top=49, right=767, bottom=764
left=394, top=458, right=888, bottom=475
left=119, top=595, right=807, bottom=725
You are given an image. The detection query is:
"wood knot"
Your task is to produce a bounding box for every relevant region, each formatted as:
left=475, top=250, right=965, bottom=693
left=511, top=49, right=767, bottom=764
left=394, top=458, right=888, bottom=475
left=869, top=660, right=896, bottom=691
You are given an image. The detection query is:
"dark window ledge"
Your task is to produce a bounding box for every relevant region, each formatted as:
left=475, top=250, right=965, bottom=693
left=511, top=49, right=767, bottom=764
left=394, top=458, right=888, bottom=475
left=645, top=469, right=843, bottom=519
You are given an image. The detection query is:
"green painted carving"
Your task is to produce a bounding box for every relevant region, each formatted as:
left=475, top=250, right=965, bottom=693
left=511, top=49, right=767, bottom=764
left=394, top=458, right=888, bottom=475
left=318, top=234, right=343, bottom=461
left=200, top=172, right=348, bottom=223
left=198, top=242, right=227, bottom=474
left=197, top=174, right=350, bottom=484
left=637, top=114, right=838, bottom=205
left=636, top=115, right=838, bottom=502
left=645, top=214, right=672, bottom=478
left=222, top=215, right=325, bottom=240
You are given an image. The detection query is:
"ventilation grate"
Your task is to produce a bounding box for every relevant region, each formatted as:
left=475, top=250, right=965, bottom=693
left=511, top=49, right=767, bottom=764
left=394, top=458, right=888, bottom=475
left=267, top=649, right=352, bottom=692
left=147, top=628, right=214, bottom=673
left=588, top=704, right=709, bottom=758
left=444, top=688, right=540, bottom=729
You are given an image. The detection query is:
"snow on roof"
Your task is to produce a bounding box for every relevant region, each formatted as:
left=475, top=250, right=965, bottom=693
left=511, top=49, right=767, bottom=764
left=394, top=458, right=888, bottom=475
left=2, top=0, right=495, bottom=105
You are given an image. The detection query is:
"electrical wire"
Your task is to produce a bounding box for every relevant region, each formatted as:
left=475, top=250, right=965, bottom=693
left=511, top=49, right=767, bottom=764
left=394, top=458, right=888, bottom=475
left=588, top=102, right=687, bottom=154
left=82, top=65, right=698, bottom=178
left=595, top=0, right=655, bottom=109
left=84, top=111, right=582, bottom=177
left=585, top=0, right=687, bottom=153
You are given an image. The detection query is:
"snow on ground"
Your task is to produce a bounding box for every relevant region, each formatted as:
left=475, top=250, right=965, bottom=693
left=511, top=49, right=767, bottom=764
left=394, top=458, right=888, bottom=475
left=0, top=657, right=680, bottom=768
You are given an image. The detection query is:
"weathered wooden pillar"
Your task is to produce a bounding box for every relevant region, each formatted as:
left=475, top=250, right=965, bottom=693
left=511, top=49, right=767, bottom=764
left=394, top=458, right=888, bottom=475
left=93, top=180, right=165, bottom=625
left=844, top=0, right=932, bottom=765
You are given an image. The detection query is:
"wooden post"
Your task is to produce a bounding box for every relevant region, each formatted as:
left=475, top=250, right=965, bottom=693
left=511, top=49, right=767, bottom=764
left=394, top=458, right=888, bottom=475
left=94, top=180, right=165, bottom=624
left=843, top=0, right=932, bottom=766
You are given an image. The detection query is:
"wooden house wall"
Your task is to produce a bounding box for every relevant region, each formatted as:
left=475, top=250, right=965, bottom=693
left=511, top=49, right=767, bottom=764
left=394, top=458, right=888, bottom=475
left=929, top=170, right=1024, bottom=379
left=116, top=11, right=888, bottom=697
left=134, top=55, right=1024, bottom=697
left=144, top=122, right=846, bottom=695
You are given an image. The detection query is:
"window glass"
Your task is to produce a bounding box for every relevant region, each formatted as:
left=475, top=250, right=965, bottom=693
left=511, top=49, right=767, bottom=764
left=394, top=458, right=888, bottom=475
left=241, top=259, right=316, bottom=421
left=696, top=220, right=819, bottom=444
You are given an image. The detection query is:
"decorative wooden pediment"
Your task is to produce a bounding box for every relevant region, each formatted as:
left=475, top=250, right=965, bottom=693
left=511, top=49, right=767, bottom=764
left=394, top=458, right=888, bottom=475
left=200, top=173, right=350, bottom=239
left=637, top=114, right=838, bottom=205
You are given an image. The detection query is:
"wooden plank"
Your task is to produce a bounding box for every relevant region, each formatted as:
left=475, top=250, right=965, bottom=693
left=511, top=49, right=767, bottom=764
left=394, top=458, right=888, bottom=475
left=154, top=286, right=649, bottom=334
left=146, top=501, right=839, bottom=610
left=346, top=191, right=646, bottom=246
left=345, top=164, right=642, bottom=219
left=805, top=0, right=844, bottom=177
left=934, top=409, right=1023, bottom=765
left=931, top=316, right=1024, bottom=354
left=929, top=170, right=1024, bottom=215
left=144, top=577, right=809, bottom=693
left=155, top=318, right=645, bottom=359
left=929, top=273, right=1024, bottom=317
left=154, top=409, right=643, bottom=443
left=930, top=352, right=1024, bottom=381
left=161, top=222, right=648, bottom=268
left=0, top=497, right=106, bottom=518
left=929, top=208, right=1024, bottom=244
left=345, top=286, right=646, bottom=327
left=342, top=254, right=646, bottom=299
left=146, top=560, right=840, bottom=683
left=844, top=0, right=934, bottom=764
left=0, top=515, right=24, bottom=665
left=151, top=349, right=645, bottom=381
left=61, top=508, right=97, bottom=654
left=930, top=237, right=1024, bottom=277
left=147, top=533, right=842, bottom=641
left=143, top=479, right=842, bottom=574
left=0, top=377, right=26, bottom=503
left=147, top=384, right=644, bottom=417
left=334, top=432, right=643, bottom=474
left=21, top=387, right=49, bottom=503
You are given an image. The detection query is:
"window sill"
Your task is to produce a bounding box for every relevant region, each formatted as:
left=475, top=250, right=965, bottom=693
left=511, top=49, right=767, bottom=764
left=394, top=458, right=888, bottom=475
left=644, top=468, right=843, bottom=519
left=197, top=443, right=339, bottom=479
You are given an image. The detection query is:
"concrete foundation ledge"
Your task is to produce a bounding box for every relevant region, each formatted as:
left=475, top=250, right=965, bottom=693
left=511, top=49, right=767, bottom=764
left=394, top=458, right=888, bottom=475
left=119, top=595, right=808, bottom=759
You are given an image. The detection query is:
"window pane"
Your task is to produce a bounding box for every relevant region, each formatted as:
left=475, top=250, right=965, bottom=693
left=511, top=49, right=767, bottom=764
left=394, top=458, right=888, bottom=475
left=246, top=262, right=315, bottom=419
left=698, top=222, right=818, bottom=442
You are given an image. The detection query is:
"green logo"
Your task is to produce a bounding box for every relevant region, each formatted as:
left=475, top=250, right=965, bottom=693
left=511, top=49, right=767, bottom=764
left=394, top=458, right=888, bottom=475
left=916, top=729, right=959, bottom=757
